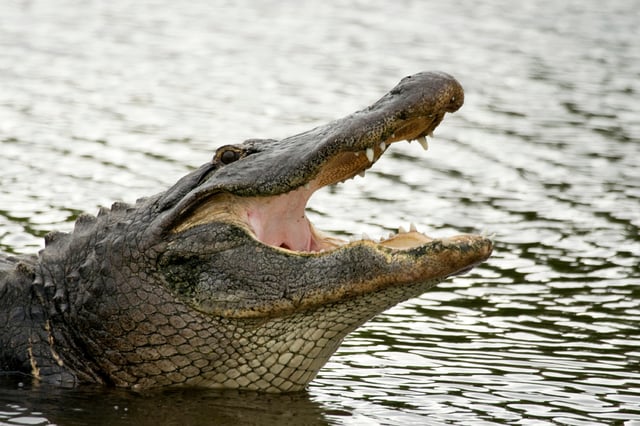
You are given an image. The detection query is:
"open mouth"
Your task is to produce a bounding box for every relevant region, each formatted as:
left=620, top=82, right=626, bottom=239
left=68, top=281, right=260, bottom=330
left=241, top=135, right=438, bottom=253
left=177, top=133, right=442, bottom=254
left=171, top=71, right=468, bottom=255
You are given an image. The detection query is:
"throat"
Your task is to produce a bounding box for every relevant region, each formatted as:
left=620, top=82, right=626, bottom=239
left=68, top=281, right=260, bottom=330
left=244, top=187, right=318, bottom=252
left=248, top=207, right=314, bottom=251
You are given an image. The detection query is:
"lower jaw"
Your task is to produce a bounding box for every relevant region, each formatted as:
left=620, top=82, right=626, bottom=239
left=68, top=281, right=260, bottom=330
left=263, top=223, right=437, bottom=254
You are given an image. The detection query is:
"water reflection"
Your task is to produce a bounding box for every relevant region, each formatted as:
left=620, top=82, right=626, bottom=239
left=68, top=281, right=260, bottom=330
left=0, top=375, right=334, bottom=426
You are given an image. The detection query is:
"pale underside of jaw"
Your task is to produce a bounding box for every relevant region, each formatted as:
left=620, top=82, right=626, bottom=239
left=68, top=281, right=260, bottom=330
left=243, top=137, right=434, bottom=253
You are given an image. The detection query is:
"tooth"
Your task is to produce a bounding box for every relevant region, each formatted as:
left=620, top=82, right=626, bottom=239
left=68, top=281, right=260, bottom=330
left=481, top=229, right=496, bottom=239
left=304, top=183, right=311, bottom=190
left=417, top=136, right=429, bottom=151
left=362, top=233, right=372, bottom=240
left=428, top=131, right=434, bottom=138
left=365, top=148, right=374, bottom=162
left=354, top=151, right=360, bottom=156
left=379, top=142, right=386, bottom=152
left=398, top=226, right=407, bottom=234
left=358, top=170, right=366, bottom=178
left=409, top=222, right=417, bottom=232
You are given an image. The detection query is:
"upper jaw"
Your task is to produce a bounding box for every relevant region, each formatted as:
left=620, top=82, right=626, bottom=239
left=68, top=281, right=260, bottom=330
left=169, top=71, right=467, bottom=253
left=187, top=71, right=464, bottom=198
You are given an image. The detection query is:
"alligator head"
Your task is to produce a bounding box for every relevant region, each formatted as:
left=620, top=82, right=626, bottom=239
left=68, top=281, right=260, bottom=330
left=25, top=72, right=492, bottom=391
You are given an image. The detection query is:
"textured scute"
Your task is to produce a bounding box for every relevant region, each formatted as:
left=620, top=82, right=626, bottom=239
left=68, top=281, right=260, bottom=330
left=59, top=272, right=441, bottom=392
left=0, top=255, right=35, bottom=372
left=0, top=195, right=162, bottom=384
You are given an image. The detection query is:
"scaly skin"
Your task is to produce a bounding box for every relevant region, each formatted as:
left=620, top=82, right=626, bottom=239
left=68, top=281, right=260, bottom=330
left=0, top=72, right=492, bottom=392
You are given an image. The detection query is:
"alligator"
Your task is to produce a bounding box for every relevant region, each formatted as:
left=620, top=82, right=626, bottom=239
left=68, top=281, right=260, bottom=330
left=0, top=71, right=492, bottom=392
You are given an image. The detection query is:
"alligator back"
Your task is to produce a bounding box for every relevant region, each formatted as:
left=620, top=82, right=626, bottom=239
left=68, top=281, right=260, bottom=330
left=0, top=253, right=84, bottom=384
left=0, top=254, right=39, bottom=374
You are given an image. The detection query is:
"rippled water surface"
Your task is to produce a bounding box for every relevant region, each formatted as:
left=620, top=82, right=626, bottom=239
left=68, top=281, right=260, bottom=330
left=1, top=0, right=639, bottom=424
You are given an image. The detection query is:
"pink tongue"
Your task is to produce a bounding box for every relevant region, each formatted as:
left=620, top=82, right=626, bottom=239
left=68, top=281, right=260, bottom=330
left=250, top=211, right=313, bottom=251
left=245, top=188, right=315, bottom=251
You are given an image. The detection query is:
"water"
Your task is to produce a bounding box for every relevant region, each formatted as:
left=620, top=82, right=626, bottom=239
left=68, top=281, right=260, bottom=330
left=1, top=0, right=639, bottom=424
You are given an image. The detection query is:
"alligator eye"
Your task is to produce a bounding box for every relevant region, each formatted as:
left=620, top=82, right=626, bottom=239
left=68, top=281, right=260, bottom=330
left=215, top=146, right=243, bottom=165
left=220, top=150, right=239, bottom=164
